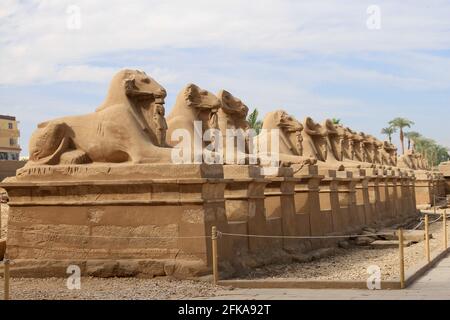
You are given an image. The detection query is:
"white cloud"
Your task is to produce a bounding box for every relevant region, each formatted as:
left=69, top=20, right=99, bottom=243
left=2, top=0, right=450, bottom=154
left=1, top=0, right=450, bottom=85
left=55, top=65, right=114, bottom=82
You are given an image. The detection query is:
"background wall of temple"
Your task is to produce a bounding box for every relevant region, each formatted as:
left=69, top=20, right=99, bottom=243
left=0, top=160, right=27, bottom=181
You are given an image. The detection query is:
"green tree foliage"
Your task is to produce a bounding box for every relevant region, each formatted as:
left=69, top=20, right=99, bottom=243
left=414, top=137, right=450, bottom=168
left=247, top=108, right=263, bottom=134
left=331, top=118, right=341, bottom=125
left=404, top=131, right=421, bottom=150
left=381, top=126, right=397, bottom=143
left=388, top=117, right=415, bottom=155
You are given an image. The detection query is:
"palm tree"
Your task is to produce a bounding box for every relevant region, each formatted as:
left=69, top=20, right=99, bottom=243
left=436, top=145, right=450, bottom=165
left=413, top=137, right=450, bottom=167
left=415, top=137, right=434, bottom=162
left=331, top=118, right=341, bottom=125
left=404, top=131, right=421, bottom=150
left=388, top=117, right=415, bottom=155
left=381, top=126, right=396, bottom=143
left=247, top=108, right=263, bottom=134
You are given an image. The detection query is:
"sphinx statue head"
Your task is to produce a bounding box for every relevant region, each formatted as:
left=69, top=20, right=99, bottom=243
left=392, top=144, right=398, bottom=166
left=217, top=90, right=250, bottom=131
left=96, top=69, right=167, bottom=146
left=373, top=139, right=384, bottom=165
left=216, top=90, right=251, bottom=160
left=302, top=117, right=328, bottom=161
left=381, top=141, right=394, bottom=166
left=398, top=149, right=416, bottom=169
left=255, top=110, right=316, bottom=167
left=360, top=133, right=371, bottom=162
left=413, top=151, right=423, bottom=169
left=343, top=128, right=368, bottom=164
left=257, top=110, right=303, bottom=155
left=185, top=84, right=221, bottom=132
left=341, top=127, right=356, bottom=161
left=276, top=110, right=305, bottom=156
left=166, top=83, right=221, bottom=149
left=324, top=120, right=345, bottom=161
left=96, top=69, right=169, bottom=146
left=97, top=69, right=167, bottom=111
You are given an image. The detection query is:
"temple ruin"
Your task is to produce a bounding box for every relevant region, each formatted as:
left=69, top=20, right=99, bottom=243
left=0, top=69, right=446, bottom=278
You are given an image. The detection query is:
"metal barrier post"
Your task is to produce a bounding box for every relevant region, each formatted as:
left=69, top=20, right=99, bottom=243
left=398, top=229, right=405, bottom=289
left=425, top=214, right=430, bottom=263
left=211, top=226, right=219, bottom=286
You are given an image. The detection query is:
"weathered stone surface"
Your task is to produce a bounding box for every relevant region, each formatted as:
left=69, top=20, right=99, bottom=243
left=310, top=247, right=336, bottom=260
left=25, top=70, right=174, bottom=167
left=0, top=69, right=438, bottom=280
left=0, top=203, right=8, bottom=237
left=354, top=236, right=375, bottom=246
left=370, top=240, right=414, bottom=248
left=338, top=240, right=351, bottom=249
left=0, top=238, right=5, bottom=260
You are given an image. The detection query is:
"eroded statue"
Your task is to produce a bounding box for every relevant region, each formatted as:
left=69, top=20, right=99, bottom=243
left=27, top=69, right=174, bottom=166
left=166, top=83, right=221, bottom=161
left=302, top=117, right=344, bottom=171
left=255, top=110, right=316, bottom=167
left=216, top=90, right=252, bottom=163
left=398, top=149, right=417, bottom=170
left=399, top=150, right=429, bottom=170
left=324, top=121, right=345, bottom=162
left=381, top=141, right=397, bottom=167
left=361, top=133, right=377, bottom=165
left=340, top=128, right=375, bottom=168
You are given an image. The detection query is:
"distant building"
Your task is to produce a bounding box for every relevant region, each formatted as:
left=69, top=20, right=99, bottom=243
left=0, top=115, right=21, bottom=160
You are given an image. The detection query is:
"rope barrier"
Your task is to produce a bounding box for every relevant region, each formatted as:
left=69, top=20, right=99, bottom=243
left=409, top=219, right=424, bottom=231
left=408, top=213, right=446, bottom=231
left=429, top=215, right=444, bottom=225
left=217, top=231, right=393, bottom=239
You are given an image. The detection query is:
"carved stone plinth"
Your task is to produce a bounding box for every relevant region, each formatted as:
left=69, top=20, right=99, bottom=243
left=1, top=164, right=229, bottom=278
left=292, top=165, right=323, bottom=250
left=415, top=170, right=433, bottom=207
left=222, top=165, right=268, bottom=255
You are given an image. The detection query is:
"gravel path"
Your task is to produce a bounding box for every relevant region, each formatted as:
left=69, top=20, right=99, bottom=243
left=0, top=209, right=447, bottom=299
left=0, top=277, right=227, bottom=300
left=240, top=218, right=447, bottom=281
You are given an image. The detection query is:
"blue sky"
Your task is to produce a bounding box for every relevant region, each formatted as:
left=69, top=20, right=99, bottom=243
left=1, top=0, right=450, bottom=156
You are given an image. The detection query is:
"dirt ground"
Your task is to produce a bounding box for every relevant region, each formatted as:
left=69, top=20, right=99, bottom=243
left=0, top=276, right=229, bottom=300
left=0, top=211, right=447, bottom=299
left=240, top=218, right=447, bottom=281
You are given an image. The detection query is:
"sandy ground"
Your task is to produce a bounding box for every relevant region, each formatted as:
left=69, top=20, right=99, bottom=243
left=0, top=277, right=229, bottom=300
left=240, top=218, right=447, bottom=281
left=0, top=209, right=447, bottom=299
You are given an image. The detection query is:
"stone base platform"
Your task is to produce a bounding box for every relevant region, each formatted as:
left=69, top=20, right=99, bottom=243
left=1, top=163, right=230, bottom=278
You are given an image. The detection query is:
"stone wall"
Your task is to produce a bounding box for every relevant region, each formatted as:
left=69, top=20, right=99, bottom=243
left=0, top=160, right=26, bottom=181
left=0, top=162, right=423, bottom=278
left=0, top=68, right=443, bottom=278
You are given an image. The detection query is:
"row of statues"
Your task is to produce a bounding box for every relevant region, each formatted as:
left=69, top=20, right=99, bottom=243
left=26, top=69, right=430, bottom=171
left=398, top=149, right=430, bottom=171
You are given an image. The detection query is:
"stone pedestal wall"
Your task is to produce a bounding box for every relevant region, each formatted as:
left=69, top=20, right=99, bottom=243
left=0, top=162, right=432, bottom=278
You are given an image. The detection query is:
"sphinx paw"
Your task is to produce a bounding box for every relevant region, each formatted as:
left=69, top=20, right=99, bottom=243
left=60, top=150, right=91, bottom=165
